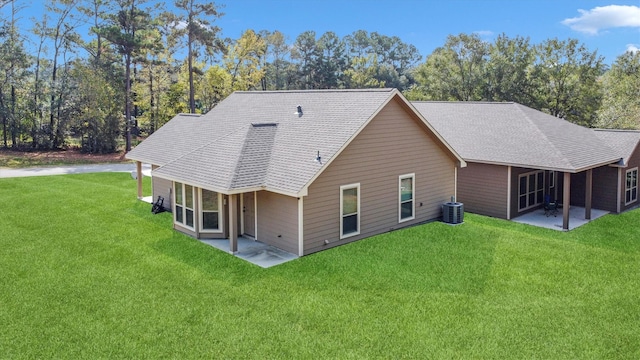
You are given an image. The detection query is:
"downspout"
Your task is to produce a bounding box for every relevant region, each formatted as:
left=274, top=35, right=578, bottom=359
left=454, top=166, right=458, bottom=201
left=617, top=168, right=622, bottom=213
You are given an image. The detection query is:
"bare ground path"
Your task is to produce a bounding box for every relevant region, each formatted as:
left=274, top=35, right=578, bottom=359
left=0, top=163, right=152, bottom=178
left=0, top=148, right=153, bottom=178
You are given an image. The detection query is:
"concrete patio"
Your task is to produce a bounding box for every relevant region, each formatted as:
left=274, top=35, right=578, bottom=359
left=512, top=206, right=609, bottom=231
left=200, top=237, right=298, bottom=268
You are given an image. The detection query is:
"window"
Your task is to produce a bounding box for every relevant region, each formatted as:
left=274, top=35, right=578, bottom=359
left=518, top=171, right=544, bottom=211
left=200, top=189, right=221, bottom=232
left=399, top=174, right=415, bottom=222
left=548, top=171, right=555, bottom=190
left=625, top=168, right=638, bottom=205
left=174, top=182, right=194, bottom=228
left=340, top=184, right=360, bottom=238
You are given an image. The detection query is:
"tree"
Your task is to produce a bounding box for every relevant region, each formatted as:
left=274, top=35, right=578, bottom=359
left=197, top=64, right=231, bottom=111
left=0, top=0, right=29, bottom=148
left=224, top=29, right=266, bottom=92
left=412, top=33, right=488, bottom=101
left=171, top=0, right=224, bottom=113
left=43, top=0, right=80, bottom=149
left=344, top=54, right=384, bottom=88
left=99, top=0, right=156, bottom=152
left=596, top=51, right=640, bottom=129
left=68, top=60, right=121, bottom=153
left=484, top=34, right=536, bottom=104
left=531, top=38, right=605, bottom=127
left=261, top=30, right=289, bottom=90
left=369, top=32, right=420, bottom=89
left=344, top=30, right=371, bottom=59
left=316, top=31, right=347, bottom=88
left=291, top=31, right=321, bottom=89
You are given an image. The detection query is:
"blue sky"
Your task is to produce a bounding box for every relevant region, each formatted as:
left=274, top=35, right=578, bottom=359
left=4, top=0, right=640, bottom=64
left=215, top=0, right=640, bottom=63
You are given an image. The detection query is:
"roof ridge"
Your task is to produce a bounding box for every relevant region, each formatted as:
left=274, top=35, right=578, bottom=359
left=176, top=113, right=203, bottom=117
left=157, top=125, right=245, bottom=173
left=593, top=128, right=640, bottom=133
left=233, top=88, right=395, bottom=95
left=411, top=101, right=515, bottom=104
left=512, top=103, right=574, bottom=169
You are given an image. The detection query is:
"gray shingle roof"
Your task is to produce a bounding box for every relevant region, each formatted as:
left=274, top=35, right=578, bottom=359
left=411, top=102, right=621, bottom=172
left=593, top=129, right=640, bottom=166
left=127, top=89, right=462, bottom=196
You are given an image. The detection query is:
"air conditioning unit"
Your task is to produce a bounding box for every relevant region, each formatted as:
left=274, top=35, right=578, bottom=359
left=442, top=201, right=464, bottom=225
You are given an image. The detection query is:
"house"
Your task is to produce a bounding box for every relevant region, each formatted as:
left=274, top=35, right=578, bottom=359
left=126, top=89, right=465, bottom=256
left=411, top=101, right=633, bottom=230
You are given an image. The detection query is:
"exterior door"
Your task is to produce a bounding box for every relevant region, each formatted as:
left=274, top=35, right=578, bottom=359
left=242, top=192, right=256, bottom=238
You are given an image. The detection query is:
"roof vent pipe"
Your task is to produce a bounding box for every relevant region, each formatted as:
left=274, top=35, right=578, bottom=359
left=296, top=105, right=303, bottom=117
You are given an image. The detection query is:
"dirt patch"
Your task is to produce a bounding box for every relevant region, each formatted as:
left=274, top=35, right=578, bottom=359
left=0, top=148, right=129, bottom=167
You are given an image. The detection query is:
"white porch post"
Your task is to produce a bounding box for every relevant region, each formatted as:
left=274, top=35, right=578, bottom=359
left=563, top=172, right=571, bottom=230
left=585, top=169, right=593, bottom=220
left=136, top=161, right=143, bottom=199
left=229, top=194, right=238, bottom=254
left=506, top=166, right=512, bottom=220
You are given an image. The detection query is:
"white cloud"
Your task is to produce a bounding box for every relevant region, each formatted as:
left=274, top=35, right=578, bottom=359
left=561, top=5, right=640, bottom=35
left=473, top=30, right=494, bottom=37
left=627, top=44, right=640, bottom=53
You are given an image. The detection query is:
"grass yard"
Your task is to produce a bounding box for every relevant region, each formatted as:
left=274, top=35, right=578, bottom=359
left=1, top=173, right=639, bottom=358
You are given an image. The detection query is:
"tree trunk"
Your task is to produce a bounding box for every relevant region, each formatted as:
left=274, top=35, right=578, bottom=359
left=149, top=68, right=155, bottom=134
left=10, top=85, right=16, bottom=148
left=125, top=53, right=132, bottom=152
left=1, top=93, right=7, bottom=148
left=49, top=51, right=58, bottom=149
left=188, top=31, right=195, bottom=113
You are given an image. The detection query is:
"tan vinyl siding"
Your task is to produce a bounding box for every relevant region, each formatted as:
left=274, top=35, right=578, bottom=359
left=457, top=163, right=508, bottom=219
left=152, top=166, right=172, bottom=211
left=256, top=191, right=298, bottom=254
left=303, top=98, right=455, bottom=255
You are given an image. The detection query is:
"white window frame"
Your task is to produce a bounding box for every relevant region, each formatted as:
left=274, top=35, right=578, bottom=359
left=625, top=167, right=638, bottom=205
left=340, top=183, right=360, bottom=239
left=199, top=188, right=223, bottom=233
left=518, top=170, right=545, bottom=212
left=548, top=170, right=555, bottom=190
left=399, top=173, right=415, bottom=222
left=173, top=182, right=195, bottom=230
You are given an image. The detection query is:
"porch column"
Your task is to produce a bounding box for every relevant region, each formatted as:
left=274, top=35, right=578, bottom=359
left=563, top=172, right=571, bottom=230
left=228, top=194, right=238, bottom=254
left=585, top=169, right=593, bottom=220
left=136, top=161, right=143, bottom=199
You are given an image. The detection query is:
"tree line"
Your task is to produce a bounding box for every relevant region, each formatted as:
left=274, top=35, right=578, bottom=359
left=406, top=33, right=639, bottom=129
left=0, top=0, right=638, bottom=153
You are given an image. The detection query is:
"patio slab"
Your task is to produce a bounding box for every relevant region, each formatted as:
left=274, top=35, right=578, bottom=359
left=200, top=237, right=298, bottom=268
left=512, top=206, right=608, bottom=231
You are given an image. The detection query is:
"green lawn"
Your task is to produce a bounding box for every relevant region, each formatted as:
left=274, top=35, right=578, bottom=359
left=1, top=173, right=639, bottom=358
